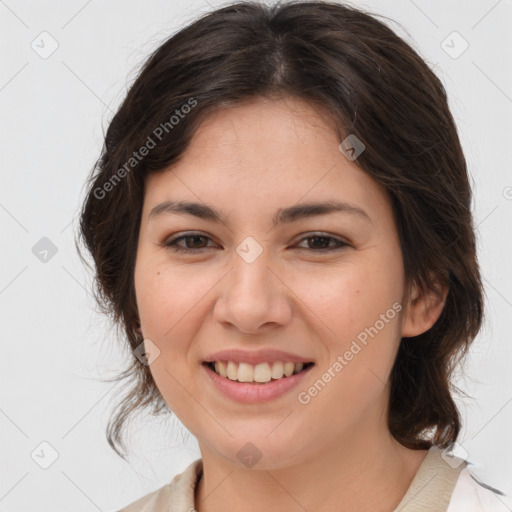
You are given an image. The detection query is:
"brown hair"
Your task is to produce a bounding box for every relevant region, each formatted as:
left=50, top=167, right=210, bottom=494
left=77, top=0, right=484, bottom=460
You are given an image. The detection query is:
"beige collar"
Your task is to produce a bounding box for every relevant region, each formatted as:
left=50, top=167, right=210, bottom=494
left=392, top=446, right=467, bottom=511
left=119, top=445, right=466, bottom=511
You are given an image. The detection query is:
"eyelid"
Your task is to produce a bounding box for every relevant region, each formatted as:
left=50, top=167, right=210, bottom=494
left=161, top=231, right=217, bottom=250
left=294, top=233, right=350, bottom=252
left=293, top=231, right=351, bottom=246
left=161, top=230, right=351, bottom=253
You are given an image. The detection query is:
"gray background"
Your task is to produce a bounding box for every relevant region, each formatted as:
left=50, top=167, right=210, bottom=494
left=1, top=0, right=511, bottom=510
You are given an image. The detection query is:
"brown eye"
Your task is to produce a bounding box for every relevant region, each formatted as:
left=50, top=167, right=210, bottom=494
left=162, top=232, right=349, bottom=255
left=295, top=233, right=349, bottom=252
left=164, top=233, right=215, bottom=253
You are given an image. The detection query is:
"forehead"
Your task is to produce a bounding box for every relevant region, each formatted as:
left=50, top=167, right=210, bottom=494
left=185, top=96, right=341, bottom=162
left=142, top=97, right=392, bottom=227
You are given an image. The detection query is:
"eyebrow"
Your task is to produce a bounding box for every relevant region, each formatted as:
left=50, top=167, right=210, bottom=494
left=148, top=199, right=371, bottom=226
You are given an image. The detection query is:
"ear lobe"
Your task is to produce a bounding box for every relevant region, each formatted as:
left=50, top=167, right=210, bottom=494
left=401, top=278, right=448, bottom=338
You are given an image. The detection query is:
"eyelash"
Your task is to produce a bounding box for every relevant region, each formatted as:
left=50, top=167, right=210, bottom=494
left=162, top=232, right=349, bottom=254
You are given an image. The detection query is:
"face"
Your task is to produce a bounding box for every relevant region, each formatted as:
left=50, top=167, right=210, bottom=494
left=134, top=96, right=415, bottom=469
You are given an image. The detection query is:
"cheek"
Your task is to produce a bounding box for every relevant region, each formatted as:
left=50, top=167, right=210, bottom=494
left=294, top=255, right=404, bottom=394
left=296, top=268, right=403, bottom=423
left=134, top=263, right=208, bottom=417
left=293, top=258, right=402, bottom=337
left=135, top=259, right=205, bottom=339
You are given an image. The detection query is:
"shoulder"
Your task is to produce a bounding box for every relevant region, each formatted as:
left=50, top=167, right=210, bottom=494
left=447, top=466, right=509, bottom=512
left=115, top=483, right=172, bottom=512
left=115, top=458, right=203, bottom=512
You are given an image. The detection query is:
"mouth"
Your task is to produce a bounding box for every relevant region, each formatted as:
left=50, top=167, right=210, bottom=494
left=202, top=360, right=315, bottom=384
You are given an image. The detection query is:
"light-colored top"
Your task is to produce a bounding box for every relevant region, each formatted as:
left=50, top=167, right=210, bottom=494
left=116, top=446, right=508, bottom=512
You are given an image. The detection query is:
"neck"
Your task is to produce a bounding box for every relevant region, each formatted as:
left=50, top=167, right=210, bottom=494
left=195, top=423, right=428, bottom=512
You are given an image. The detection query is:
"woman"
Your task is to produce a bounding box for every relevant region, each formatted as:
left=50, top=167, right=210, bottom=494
left=77, top=1, right=507, bottom=510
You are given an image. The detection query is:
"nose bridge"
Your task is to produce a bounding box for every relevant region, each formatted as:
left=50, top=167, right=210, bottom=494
left=230, top=236, right=275, bottom=301
left=216, top=236, right=291, bottom=331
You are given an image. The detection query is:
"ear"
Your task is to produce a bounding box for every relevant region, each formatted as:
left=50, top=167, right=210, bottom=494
left=401, top=277, right=448, bottom=338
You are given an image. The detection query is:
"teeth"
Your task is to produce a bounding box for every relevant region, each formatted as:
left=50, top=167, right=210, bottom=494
left=238, top=362, right=256, bottom=382
left=226, top=361, right=238, bottom=380
left=216, top=361, right=228, bottom=378
left=284, top=362, right=295, bottom=377
left=211, top=360, right=308, bottom=383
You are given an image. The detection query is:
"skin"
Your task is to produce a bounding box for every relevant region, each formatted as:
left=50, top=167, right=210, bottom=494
left=134, top=96, right=448, bottom=512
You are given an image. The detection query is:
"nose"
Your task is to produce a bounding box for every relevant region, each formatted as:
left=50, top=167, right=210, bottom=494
left=213, top=249, right=293, bottom=334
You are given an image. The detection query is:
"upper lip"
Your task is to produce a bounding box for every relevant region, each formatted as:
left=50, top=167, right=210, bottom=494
left=203, top=349, right=314, bottom=365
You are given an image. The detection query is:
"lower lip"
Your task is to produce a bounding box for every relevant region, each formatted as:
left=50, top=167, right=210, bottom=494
left=202, top=363, right=314, bottom=403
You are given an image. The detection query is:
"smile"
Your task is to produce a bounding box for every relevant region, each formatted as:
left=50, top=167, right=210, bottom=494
left=204, top=360, right=314, bottom=383
left=202, top=361, right=315, bottom=403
